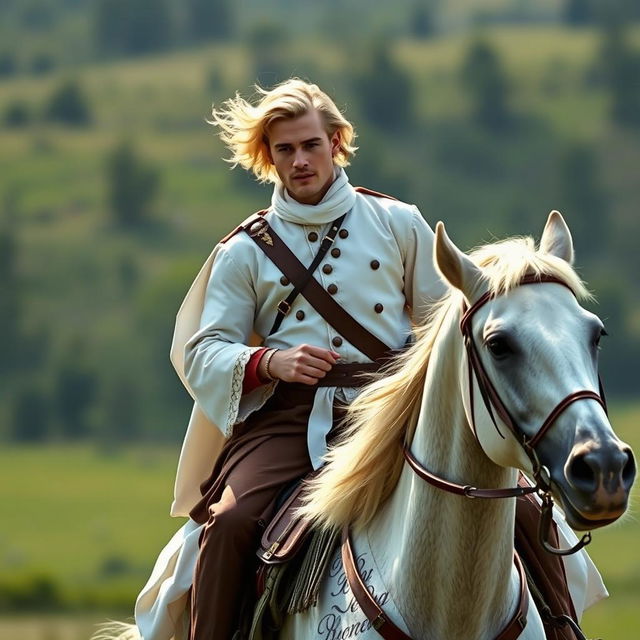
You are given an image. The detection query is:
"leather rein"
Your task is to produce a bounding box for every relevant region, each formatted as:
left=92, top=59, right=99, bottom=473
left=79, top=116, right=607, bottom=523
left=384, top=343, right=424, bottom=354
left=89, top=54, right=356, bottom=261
left=405, top=273, right=608, bottom=557
left=341, top=274, right=605, bottom=640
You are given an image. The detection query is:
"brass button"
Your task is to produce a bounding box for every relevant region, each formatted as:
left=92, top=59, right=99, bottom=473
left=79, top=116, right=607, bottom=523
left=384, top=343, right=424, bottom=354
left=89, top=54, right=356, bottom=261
left=339, top=229, right=349, bottom=239
left=308, top=231, right=318, bottom=242
left=374, top=303, right=384, bottom=313
left=280, top=276, right=290, bottom=286
left=332, top=336, right=343, bottom=347
left=370, top=260, right=380, bottom=270
left=327, top=283, right=338, bottom=295
left=322, top=264, right=333, bottom=274
left=296, top=310, right=305, bottom=321
left=331, top=248, right=341, bottom=258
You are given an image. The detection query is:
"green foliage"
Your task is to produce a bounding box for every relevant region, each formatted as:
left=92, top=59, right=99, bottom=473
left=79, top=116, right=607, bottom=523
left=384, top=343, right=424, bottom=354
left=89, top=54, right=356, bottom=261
left=0, top=50, right=17, bottom=77
left=461, top=38, right=512, bottom=131
left=105, top=140, right=160, bottom=228
left=52, top=339, right=98, bottom=439
left=3, top=99, right=31, bottom=127
left=554, top=141, right=608, bottom=255
left=185, top=0, right=235, bottom=43
left=598, top=24, right=640, bottom=127
left=563, top=0, right=597, bottom=26
left=10, top=385, right=51, bottom=442
left=45, top=79, right=91, bottom=126
left=93, top=0, right=173, bottom=57
left=246, top=21, right=291, bottom=88
left=352, top=41, right=414, bottom=130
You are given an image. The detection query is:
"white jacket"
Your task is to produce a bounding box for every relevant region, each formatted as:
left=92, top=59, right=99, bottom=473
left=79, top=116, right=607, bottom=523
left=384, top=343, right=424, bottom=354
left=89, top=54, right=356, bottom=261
left=169, top=170, right=446, bottom=517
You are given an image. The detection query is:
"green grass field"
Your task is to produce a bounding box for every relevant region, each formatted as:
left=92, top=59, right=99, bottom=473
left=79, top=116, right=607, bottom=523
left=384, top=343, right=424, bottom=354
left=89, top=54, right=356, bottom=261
left=0, top=403, right=638, bottom=637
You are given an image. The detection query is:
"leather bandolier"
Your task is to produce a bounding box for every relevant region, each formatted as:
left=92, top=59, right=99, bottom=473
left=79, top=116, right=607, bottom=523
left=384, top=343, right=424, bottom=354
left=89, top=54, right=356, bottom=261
left=223, top=189, right=581, bottom=640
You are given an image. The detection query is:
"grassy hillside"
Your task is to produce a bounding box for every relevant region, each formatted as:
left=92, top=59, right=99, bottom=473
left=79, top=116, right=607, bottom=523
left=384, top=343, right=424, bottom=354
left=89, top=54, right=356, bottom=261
left=0, top=402, right=638, bottom=637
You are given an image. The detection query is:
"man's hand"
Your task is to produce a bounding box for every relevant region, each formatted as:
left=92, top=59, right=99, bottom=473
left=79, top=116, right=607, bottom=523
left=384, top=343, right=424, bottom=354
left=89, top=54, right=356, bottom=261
left=261, top=344, right=340, bottom=385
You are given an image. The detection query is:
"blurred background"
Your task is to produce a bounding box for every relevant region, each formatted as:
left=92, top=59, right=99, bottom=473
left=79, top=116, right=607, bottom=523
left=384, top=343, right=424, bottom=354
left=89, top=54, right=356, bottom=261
left=0, top=0, right=638, bottom=638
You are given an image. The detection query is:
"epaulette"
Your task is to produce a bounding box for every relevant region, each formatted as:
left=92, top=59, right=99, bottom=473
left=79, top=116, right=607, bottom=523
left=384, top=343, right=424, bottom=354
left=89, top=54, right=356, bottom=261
left=354, top=186, right=398, bottom=201
left=219, top=209, right=268, bottom=244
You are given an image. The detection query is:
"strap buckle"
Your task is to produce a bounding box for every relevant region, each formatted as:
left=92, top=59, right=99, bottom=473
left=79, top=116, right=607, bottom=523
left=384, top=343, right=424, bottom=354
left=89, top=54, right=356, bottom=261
left=516, top=611, right=527, bottom=630
left=277, top=300, right=291, bottom=316
left=372, top=613, right=387, bottom=630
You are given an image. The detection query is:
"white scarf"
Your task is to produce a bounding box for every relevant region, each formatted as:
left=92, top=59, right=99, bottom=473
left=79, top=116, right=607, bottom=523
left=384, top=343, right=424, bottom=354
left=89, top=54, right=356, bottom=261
left=270, top=167, right=357, bottom=225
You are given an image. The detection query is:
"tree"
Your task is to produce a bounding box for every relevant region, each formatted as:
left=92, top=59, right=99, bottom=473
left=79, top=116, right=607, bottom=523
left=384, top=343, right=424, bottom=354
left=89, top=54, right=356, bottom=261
left=410, top=1, right=437, bottom=38
left=4, top=99, right=31, bottom=128
left=10, top=385, right=50, bottom=442
left=0, top=202, right=22, bottom=375
left=186, top=0, right=234, bottom=42
left=53, top=339, right=98, bottom=439
left=93, top=0, right=173, bottom=56
left=106, top=140, right=160, bottom=228
left=246, top=22, right=290, bottom=88
left=461, top=39, right=512, bottom=131
left=598, top=23, right=640, bottom=127
left=353, top=41, right=413, bottom=130
left=45, top=79, right=91, bottom=126
left=555, top=142, right=608, bottom=258
left=563, top=0, right=596, bottom=26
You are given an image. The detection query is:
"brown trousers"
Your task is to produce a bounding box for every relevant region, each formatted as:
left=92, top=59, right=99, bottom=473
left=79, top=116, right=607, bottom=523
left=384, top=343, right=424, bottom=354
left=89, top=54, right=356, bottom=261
left=188, top=384, right=345, bottom=640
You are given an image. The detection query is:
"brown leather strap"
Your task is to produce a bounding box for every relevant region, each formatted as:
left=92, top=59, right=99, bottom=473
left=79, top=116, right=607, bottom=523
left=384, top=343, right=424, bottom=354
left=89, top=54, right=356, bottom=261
left=341, top=525, right=529, bottom=640
left=244, top=219, right=393, bottom=361
left=354, top=186, right=398, bottom=201
left=284, top=361, right=393, bottom=390
left=527, top=390, right=606, bottom=449
left=341, top=526, right=412, bottom=640
left=499, top=552, right=530, bottom=640
left=219, top=210, right=267, bottom=244
left=403, top=446, right=537, bottom=499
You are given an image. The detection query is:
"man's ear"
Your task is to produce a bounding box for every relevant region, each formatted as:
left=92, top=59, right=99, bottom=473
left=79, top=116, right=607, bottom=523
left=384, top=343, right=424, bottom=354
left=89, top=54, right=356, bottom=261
left=330, top=130, right=341, bottom=157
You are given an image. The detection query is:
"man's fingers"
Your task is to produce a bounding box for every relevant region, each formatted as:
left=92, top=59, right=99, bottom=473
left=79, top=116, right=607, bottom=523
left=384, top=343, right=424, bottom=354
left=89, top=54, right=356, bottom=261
left=303, top=345, right=341, bottom=363
left=305, top=356, right=333, bottom=372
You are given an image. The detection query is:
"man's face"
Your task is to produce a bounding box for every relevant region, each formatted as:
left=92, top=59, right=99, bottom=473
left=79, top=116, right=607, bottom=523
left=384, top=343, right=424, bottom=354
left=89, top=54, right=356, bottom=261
left=267, top=110, right=340, bottom=205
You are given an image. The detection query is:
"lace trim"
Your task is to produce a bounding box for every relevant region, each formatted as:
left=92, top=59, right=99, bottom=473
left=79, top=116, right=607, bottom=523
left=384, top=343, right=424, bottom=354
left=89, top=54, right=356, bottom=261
left=224, top=349, right=255, bottom=437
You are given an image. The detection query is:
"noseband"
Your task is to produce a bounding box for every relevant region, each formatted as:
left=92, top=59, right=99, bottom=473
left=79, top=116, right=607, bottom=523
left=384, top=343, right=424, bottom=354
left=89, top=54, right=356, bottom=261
left=403, top=273, right=608, bottom=557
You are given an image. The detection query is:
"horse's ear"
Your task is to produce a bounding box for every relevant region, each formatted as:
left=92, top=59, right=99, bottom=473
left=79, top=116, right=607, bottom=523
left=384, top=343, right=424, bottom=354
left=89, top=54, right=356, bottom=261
left=434, top=222, right=486, bottom=301
left=540, top=211, right=574, bottom=264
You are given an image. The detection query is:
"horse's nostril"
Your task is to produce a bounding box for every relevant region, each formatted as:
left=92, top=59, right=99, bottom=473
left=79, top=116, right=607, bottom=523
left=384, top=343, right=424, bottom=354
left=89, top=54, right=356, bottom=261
left=567, top=454, right=597, bottom=492
left=622, top=449, right=636, bottom=489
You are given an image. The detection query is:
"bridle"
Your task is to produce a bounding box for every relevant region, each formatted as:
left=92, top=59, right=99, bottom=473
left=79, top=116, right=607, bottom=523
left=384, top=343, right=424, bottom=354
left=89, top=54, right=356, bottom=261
left=403, top=273, right=608, bottom=557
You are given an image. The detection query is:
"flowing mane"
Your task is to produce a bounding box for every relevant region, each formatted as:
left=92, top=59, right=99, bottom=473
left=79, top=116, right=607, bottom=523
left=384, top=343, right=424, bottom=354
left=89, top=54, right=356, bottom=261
left=298, top=235, right=591, bottom=531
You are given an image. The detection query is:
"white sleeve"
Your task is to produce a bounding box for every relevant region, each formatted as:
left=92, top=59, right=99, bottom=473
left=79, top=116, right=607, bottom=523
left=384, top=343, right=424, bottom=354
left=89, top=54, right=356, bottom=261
left=183, top=246, right=275, bottom=437
left=403, top=206, right=448, bottom=324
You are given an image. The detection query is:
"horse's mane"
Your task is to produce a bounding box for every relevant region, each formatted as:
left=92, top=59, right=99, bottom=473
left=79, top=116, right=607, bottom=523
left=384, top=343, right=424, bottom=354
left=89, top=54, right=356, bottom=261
left=298, top=235, right=591, bottom=531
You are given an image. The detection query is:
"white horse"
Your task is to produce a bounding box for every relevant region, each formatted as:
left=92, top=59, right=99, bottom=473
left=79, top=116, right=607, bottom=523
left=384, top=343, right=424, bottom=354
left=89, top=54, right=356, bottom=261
left=97, top=212, right=635, bottom=640
left=282, top=212, right=635, bottom=640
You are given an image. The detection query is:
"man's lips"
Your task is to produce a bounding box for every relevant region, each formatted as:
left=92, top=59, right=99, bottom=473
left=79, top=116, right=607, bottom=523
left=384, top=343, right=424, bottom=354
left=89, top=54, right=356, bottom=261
left=292, top=173, right=314, bottom=180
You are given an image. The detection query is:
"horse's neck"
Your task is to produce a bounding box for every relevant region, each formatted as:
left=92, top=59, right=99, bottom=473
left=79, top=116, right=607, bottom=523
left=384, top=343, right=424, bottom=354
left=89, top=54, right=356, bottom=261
left=367, top=318, right=520, bottom=639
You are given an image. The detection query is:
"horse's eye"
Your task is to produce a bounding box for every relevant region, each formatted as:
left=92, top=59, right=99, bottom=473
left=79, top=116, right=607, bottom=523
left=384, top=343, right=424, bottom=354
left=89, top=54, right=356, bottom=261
left=486, top=336, right=512, bottom=358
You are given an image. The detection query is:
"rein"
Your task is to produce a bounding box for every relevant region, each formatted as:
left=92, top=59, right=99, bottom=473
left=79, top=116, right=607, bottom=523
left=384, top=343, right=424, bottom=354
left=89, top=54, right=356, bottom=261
left=405, top=274, right=608, bottom=557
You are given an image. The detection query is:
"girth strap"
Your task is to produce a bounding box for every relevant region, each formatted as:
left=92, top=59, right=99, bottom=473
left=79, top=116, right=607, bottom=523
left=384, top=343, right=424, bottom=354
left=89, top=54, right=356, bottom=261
left=243, top=216, right=393, bottom=362
left=340, top=525, right=529, bottom=640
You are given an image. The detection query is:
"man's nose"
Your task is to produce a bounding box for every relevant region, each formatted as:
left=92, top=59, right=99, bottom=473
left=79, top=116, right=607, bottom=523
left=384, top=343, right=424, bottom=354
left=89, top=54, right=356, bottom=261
left=292, top=149, right=308, bottom=167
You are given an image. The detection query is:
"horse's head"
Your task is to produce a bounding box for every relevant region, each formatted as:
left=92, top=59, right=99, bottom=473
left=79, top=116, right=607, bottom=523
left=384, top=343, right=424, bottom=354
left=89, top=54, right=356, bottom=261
left=434, top=212, right=636, bottom=531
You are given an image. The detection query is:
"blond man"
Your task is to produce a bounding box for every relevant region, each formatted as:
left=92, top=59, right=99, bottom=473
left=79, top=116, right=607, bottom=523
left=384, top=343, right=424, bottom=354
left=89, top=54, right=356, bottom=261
left=131, top=79, right=446, bottom=640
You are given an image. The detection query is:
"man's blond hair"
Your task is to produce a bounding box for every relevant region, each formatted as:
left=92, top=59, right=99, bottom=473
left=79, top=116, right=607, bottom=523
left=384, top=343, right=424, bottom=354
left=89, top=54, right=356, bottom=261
left=209, top=78, right=357, bottom=183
